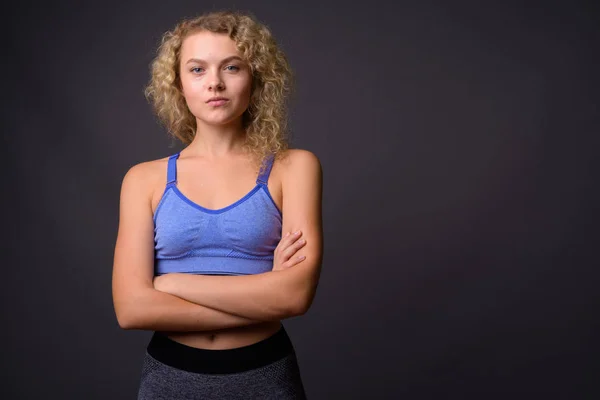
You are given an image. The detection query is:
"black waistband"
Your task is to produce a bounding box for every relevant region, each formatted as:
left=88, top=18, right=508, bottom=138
left=146, top=325, right=295, bottom=374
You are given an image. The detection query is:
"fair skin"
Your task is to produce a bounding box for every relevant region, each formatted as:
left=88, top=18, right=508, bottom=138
left=112, top=30, right=323, bottom=349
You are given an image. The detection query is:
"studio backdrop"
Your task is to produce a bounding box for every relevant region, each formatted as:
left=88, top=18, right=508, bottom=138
left=4, top=0, right=599, bottom=399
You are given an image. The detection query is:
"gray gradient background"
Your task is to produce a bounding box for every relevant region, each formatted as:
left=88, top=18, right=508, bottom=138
left=4, top=0, right=599, bottom=399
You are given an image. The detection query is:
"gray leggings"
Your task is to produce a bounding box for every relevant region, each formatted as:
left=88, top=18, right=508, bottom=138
left=137, top=326, right=307, bottom=399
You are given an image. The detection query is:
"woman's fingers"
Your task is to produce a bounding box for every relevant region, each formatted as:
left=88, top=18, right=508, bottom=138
left=281, top=231, right=306, bottom=260
left=272, top=231, right=307, bottom=271
left=285, top=230, right=302, bottom=246
left=286, top=238, right=306, bottom=257
left=284, top=254, right=306, bottom=269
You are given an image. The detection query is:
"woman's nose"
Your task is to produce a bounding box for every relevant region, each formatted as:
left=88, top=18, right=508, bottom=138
left=207, top=70, right=224, bottom=91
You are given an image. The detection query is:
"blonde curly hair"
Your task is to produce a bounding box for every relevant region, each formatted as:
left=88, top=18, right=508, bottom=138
left=144, top=10, right=293, bottom=168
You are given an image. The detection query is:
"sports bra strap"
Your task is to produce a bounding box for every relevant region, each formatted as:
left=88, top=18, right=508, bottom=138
left=166, top=152, right=180, bottom=186
left=256, top=153, right=275, bottom=185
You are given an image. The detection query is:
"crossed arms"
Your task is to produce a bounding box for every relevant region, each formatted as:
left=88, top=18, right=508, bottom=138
left=112, top=149, right=323, bottom=331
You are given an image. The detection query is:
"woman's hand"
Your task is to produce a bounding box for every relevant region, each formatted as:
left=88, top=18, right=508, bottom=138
left=272, top=230, right=307, bottom=272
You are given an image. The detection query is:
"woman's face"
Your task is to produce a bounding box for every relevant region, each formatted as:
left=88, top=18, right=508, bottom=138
left=178, top=30, right=252, bottom=128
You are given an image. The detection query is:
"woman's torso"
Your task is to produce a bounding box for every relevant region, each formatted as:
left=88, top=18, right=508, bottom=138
left=149, top=151, right=284, bottom=350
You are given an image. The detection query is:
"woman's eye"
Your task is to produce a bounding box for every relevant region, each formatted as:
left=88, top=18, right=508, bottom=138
left=225, top=65, right=240, bottom=71
left=190, top=67, right=204, bottom=73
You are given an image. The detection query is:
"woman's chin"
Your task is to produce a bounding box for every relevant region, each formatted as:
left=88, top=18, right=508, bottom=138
left=197, top=115, right=243, bottom=127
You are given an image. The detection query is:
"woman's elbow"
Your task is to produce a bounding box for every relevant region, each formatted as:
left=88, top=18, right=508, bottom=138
left=114, top=302, right=139, bottom=330
left=113, top=290, right=150, bottom=330
left=290, top=280, right=319, bottom=317
left=288, top=300, right=309, bottom=317
left=288, top=262, right=321, bottom=316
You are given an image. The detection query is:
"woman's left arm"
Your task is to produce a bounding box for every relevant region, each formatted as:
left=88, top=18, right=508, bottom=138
left=155, top=150, right=323, bottom=321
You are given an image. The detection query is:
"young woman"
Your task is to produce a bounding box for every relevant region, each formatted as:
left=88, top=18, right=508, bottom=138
left=111, top=10, right=323, bottom=399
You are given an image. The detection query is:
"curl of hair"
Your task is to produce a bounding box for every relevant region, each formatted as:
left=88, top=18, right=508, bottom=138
left=144, top=10, right=293, bottom=169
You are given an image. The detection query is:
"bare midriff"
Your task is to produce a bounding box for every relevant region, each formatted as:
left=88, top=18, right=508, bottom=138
left=158, top=320, right=283, bottom=350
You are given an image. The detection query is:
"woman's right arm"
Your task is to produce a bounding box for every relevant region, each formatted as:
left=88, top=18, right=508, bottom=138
left=111, top=162, right=266, bottom=331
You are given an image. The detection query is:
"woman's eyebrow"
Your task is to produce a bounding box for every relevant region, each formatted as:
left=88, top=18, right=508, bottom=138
left=185, top=56, right=243, bottom=65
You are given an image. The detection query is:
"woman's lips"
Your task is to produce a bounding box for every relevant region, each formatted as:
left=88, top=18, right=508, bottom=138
left=207, top=99, right=229, bottom=106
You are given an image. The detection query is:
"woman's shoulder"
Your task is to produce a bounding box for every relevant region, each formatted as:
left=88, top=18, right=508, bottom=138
left=276, top=148, right=322, bottom=176
left=277, top=148, right=321, bottom=168
left=120, top=154, right=172, bottom=194
left=274, top=149, right=322, bottom=201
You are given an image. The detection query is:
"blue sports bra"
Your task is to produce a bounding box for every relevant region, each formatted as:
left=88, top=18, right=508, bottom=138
left=153, top=152, right=282, bottom=276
